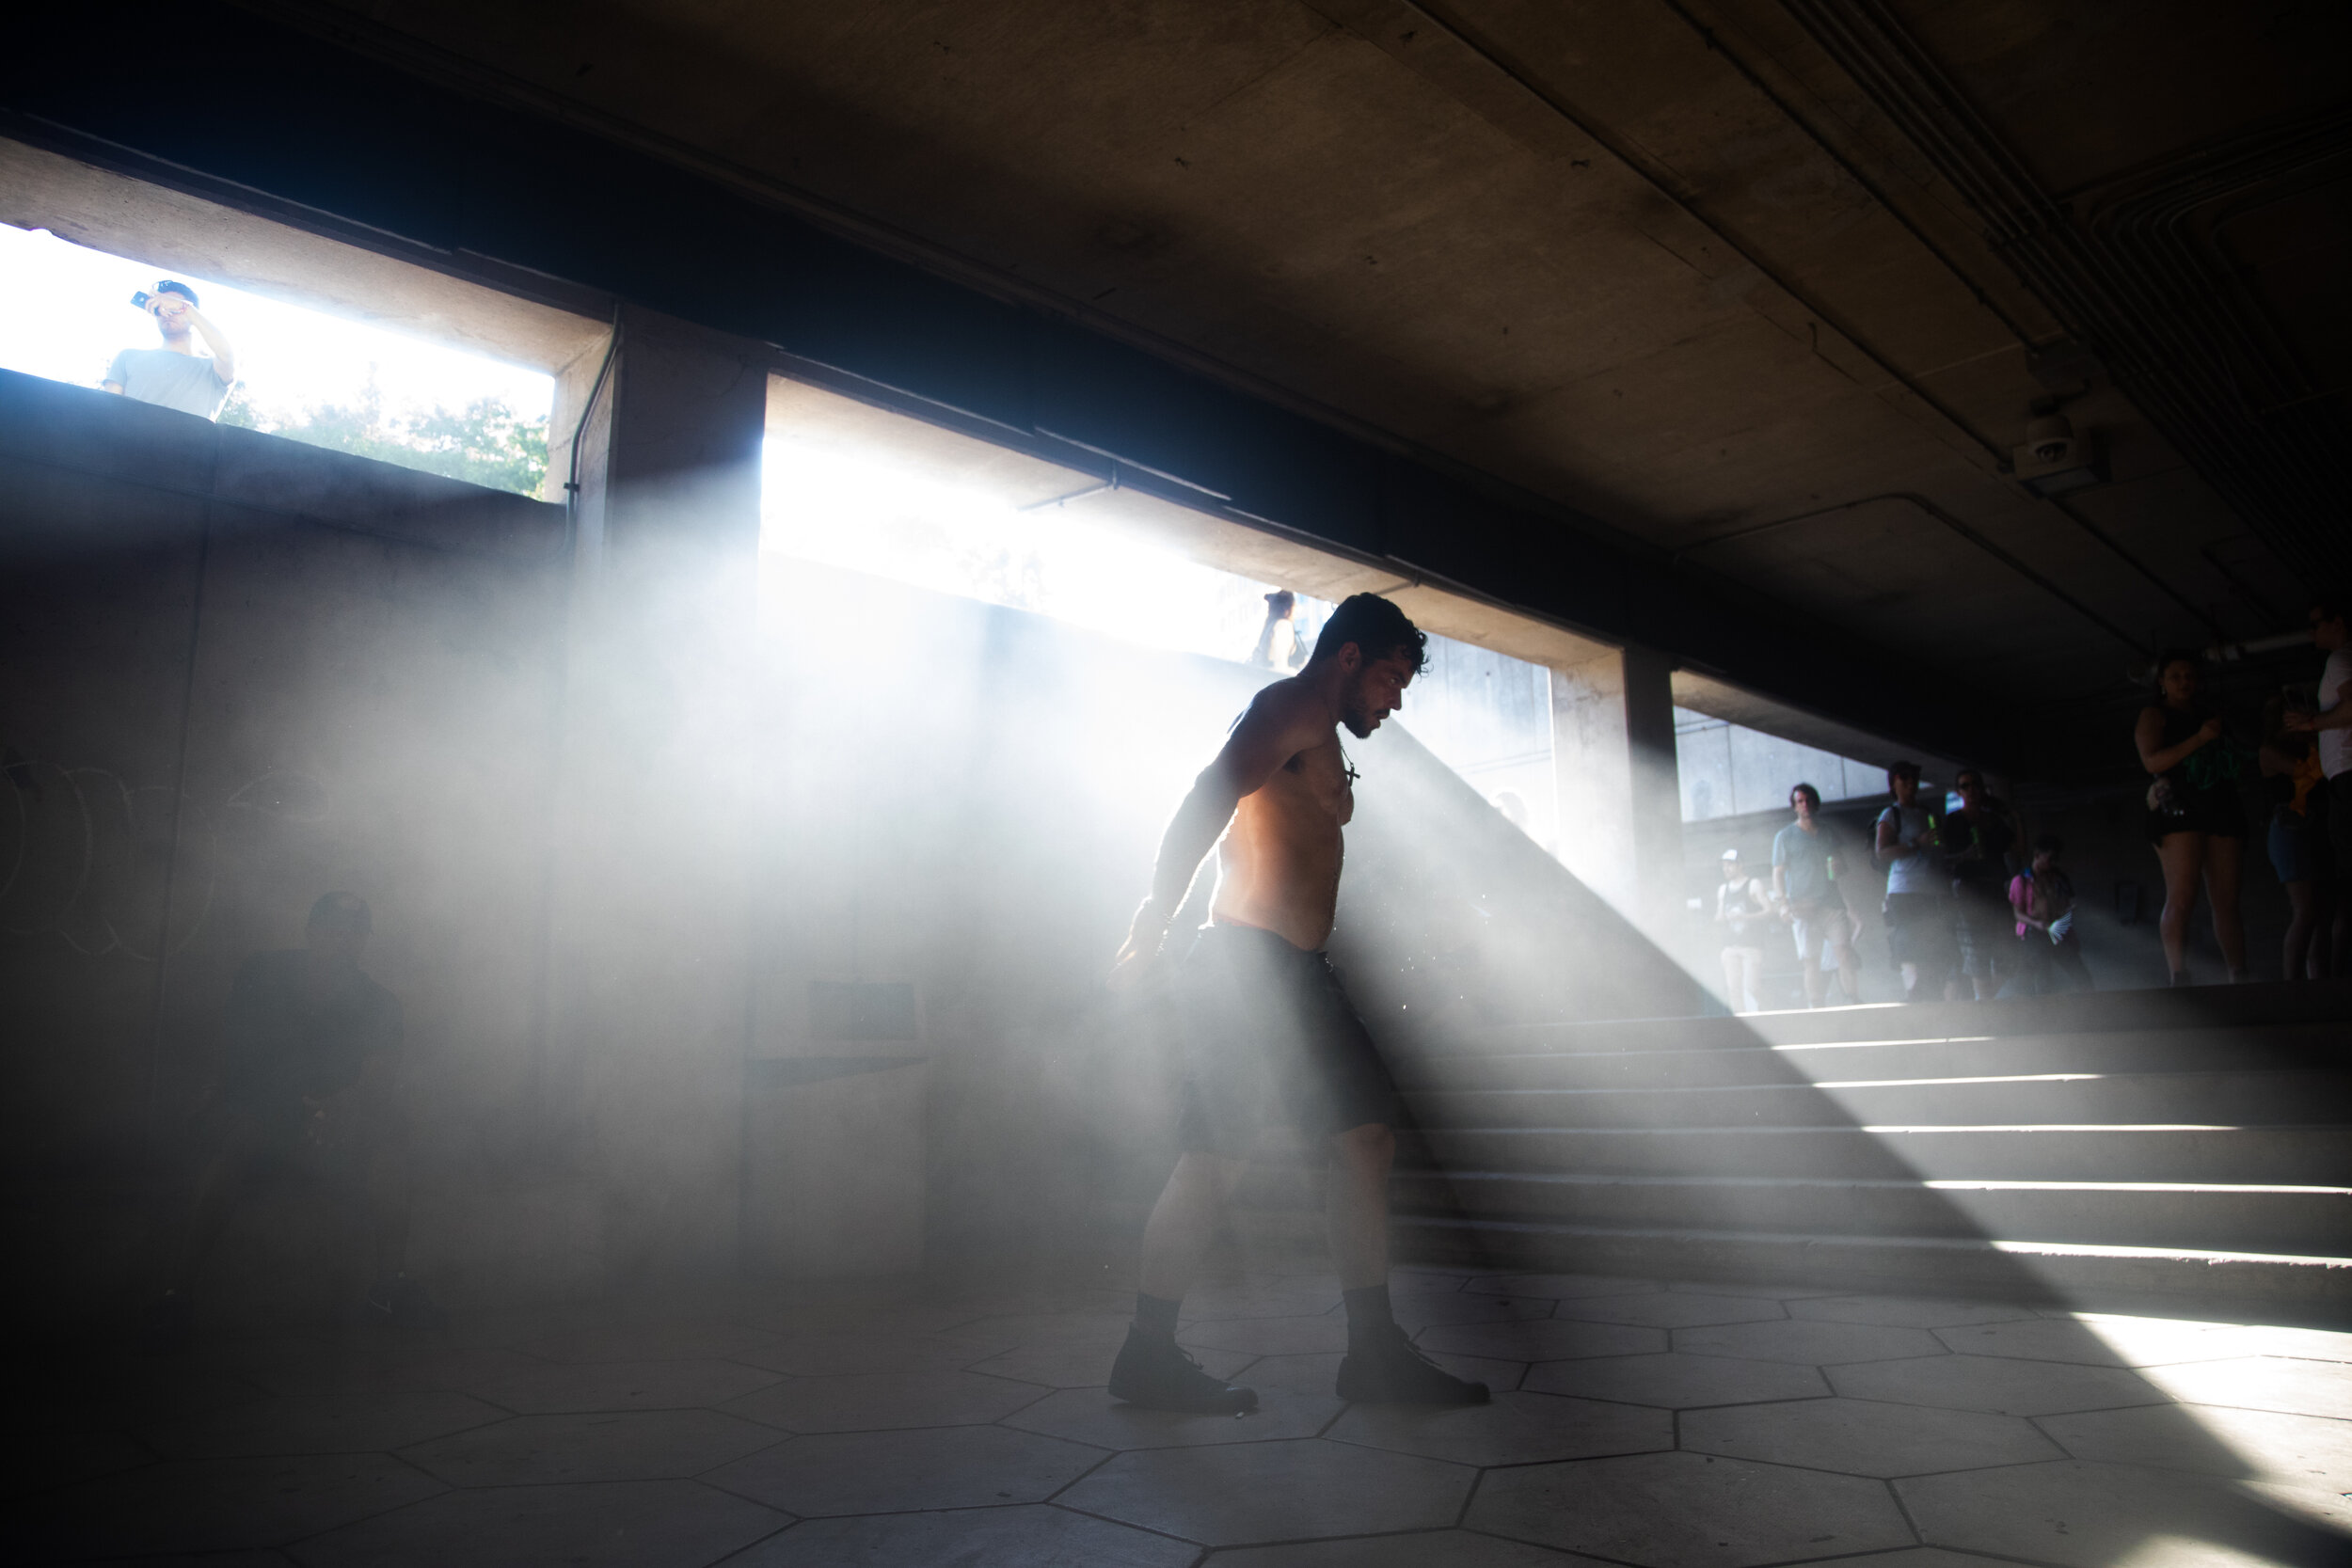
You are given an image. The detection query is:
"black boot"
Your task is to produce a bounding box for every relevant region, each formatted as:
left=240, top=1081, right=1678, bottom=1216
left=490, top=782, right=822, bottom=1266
left=1107, top=1326, right=1259, bottom=1414
left=1336, top=1322, right=1490, bottom=1405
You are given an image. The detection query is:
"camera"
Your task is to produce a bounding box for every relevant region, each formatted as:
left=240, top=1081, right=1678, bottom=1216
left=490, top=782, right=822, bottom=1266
left=131, top=290, right=153, bottom=310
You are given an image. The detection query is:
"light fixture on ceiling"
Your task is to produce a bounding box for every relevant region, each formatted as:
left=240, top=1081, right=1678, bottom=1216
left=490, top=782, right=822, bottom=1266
left=2011, top=413, right=2107, bottom=497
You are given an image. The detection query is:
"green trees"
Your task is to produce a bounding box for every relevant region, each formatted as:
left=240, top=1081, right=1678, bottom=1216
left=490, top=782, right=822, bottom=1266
left=221, top=370, right=549, bottom=497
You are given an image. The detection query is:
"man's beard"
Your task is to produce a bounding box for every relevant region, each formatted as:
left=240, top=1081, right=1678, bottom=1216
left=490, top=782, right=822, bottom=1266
left=1340, top=695, right=1377, bottom=739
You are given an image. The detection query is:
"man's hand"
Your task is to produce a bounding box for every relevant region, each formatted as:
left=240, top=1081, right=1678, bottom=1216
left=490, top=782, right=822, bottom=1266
left=1109, top=897, right=1172, bottom=990
left=2197, top=716, right=2223, bottom=744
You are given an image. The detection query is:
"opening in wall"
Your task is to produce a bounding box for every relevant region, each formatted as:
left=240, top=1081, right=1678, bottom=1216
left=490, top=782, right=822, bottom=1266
left=759, top=372, right=1598, bottom=857
left=0, top=137, right=609, bottom=499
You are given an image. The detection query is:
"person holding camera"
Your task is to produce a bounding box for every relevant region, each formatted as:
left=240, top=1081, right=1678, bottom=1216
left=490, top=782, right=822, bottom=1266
left=103, top=279, right=236, bottom=419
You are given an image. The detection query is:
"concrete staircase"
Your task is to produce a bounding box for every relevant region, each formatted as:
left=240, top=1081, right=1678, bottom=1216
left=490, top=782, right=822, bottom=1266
left=1382, top=981, right=2352, bottom=1319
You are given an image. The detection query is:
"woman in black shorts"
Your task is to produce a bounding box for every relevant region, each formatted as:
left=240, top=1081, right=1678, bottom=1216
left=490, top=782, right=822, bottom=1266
left=2136, top=650, right=2249, bottom=985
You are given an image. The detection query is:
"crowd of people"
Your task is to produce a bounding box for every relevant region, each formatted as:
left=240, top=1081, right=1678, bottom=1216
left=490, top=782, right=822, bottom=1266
left=1711, top=594, right=2350, bottom=1008
left=1714, top=762, right=2083, bottom=1008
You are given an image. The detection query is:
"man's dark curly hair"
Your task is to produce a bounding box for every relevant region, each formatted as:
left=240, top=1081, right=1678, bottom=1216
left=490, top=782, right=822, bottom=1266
left=1307, top=593, right=1429, bottom=673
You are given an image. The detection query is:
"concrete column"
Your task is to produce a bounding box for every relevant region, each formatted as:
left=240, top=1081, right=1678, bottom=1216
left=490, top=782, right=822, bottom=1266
left=545, top=306, right=769, bottom=1282
left=1550, top=643, right=1684, bottom=937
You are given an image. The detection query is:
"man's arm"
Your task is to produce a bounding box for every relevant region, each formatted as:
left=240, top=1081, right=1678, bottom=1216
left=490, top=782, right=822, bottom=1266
left=1112, top=682, right=1322, bottom=977
left=183, top=308, right=236, bottom=383
left=2289, top=675, right=2352, bottom=732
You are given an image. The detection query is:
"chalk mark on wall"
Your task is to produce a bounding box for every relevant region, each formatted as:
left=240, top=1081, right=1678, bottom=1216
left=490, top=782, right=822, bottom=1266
left=0, top=759, right=330, bottom=961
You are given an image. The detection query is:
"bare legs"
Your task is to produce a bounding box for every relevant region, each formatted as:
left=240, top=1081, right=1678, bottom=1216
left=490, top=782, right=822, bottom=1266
left=2154, top=831, right=2249, bottom=981
left=2202, top=833, right=2248, bottom=978
left=1719, top=947, right=1761, bottom=1013
left=2283, top=879, right=2321, bottom=981
left=1325, top=1124, right=1394, bottom=1290
left=1799, top=930, right=1858, bottom=1008
left=2154, top=832, right=2203, bottom=981
left=1137, top=1124, right=1394, bottom=1301
left=1137, top=1151, right=1244, bottom=1301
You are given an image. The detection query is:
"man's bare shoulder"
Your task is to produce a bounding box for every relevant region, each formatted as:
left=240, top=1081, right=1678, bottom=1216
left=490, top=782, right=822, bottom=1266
left=1237, top=675, right=1331, bottom=745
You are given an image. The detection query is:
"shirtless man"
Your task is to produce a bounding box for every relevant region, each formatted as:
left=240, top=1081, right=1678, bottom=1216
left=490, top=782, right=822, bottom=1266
left=1104, top=593, right=1488, bottom=1412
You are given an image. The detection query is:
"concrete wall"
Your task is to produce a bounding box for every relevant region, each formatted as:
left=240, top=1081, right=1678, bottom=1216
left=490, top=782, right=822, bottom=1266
left=0, top=362, right=1707, bottom=1327
left=0, top=368, right=572, bottom=1322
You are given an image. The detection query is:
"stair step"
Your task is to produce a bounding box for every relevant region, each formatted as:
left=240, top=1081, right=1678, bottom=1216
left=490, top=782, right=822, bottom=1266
left=1408, top=1070, right=2352, bottom=1130
left=1394, top=1215, right=2352, bottom=1318
left=1412, top=1125, right=2352, bottom=1184
left=1391, top=1170, right=2352, bottom=1255
left=1391, top=1022, right=2344, bottom=1090
left=1431, top=979, right=2352, bottom=1056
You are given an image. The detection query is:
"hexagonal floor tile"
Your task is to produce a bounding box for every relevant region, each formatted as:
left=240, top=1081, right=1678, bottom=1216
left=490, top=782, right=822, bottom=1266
left=970, top=1338, right=1255, bottom=1390
left=5, top=1427, right=152, bottom=1497
left=468, top=1357, right=781, bottom=1414
left=232, top=1345, right=544, bottom=1398
left=1673, top=1320, right=1942, bottom=1366
left=1664, top=1281, right=1842, bottom=1300
left=1828, top=1355, right=2162, bottom=1418
left=1417, top=1319, right=1665, bottom=1362
left=398, top=1409, right=781, bottom=1485
left=1465, top=1275, right=1661, bottom=1299
left=1553, top=1293, right=1787, bottom=1330
left=2140, top=1356, right=2352, bottom=1419
left=730, top=1503, right=1199, bottom=1566
left=1003, top=1385, right=1343, bottom=1449
left=2226, top=1323, right=2352, bottom=1363
left=137, top=1390, right=507, bottom=1458
left=1211, top=1528, right=1597, bottom=1565
left=939, top=1312, right=1135, bottom=1354
left=1896, top=1459, right=2344, bottom=1568
left=1247, top=1351, right=1523, bottom=1397
left=294, top=1477, right=786, bottom=1567
left=2040, top=1401, right=2352, bottom=1490
left=1934, top=1317, right=2262, bottom=1368
left=1060, top=1437, right=1472, bottom=1545
left=1521, top=1352, right=1827, bottom=1410
left=730, top=1333, right=987, bottom=1378
left=1681, top=1397, right=2062, bottom=1478
left=704, top=1424, right=1104, bottom=1515
left=722, top=1370, right=1046, bottom=1433
left=1788, top=1296, right=2042, bottom=1330
left=1182, top=1316, right=1352, bottom=1355
left=1389, top=1291, right=1558, bottom=1329
left=1328, top=1390, right=1671, bottom=1468
left=515, top=1322, right=783, bottom=1363
left=20, top=1453, right=445, bottom=1559
left=1465, top=1449, right=1915, bottom=1568
left=1183, top=1280, right=1345, bottom=1320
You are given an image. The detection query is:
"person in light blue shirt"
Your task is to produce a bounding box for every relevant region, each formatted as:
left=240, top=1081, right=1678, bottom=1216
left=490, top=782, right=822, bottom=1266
left=104, top=279, right=236, bottom=419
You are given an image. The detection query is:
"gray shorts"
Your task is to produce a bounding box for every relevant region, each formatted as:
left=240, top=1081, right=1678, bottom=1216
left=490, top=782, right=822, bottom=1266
left=1788, top=901, right=1848, bottom=963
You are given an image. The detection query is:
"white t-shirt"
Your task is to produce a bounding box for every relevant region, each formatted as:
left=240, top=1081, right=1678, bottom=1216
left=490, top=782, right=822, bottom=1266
left=1878, top=804, right=1940, bottom=895
left=2321, top=648, right=2352, bottom=780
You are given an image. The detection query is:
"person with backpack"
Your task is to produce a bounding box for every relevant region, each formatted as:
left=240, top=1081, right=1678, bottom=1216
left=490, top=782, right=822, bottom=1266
left=2008, top=835, right=2093, bottom=994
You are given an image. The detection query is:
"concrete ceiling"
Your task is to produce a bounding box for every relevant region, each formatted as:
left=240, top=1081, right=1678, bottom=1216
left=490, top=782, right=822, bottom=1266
left=264, top=0, right=2348, bottom=769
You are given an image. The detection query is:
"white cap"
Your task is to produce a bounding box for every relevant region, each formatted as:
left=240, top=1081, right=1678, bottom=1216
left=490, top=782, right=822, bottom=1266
left=1721, top=848, right=1740, bottom=862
